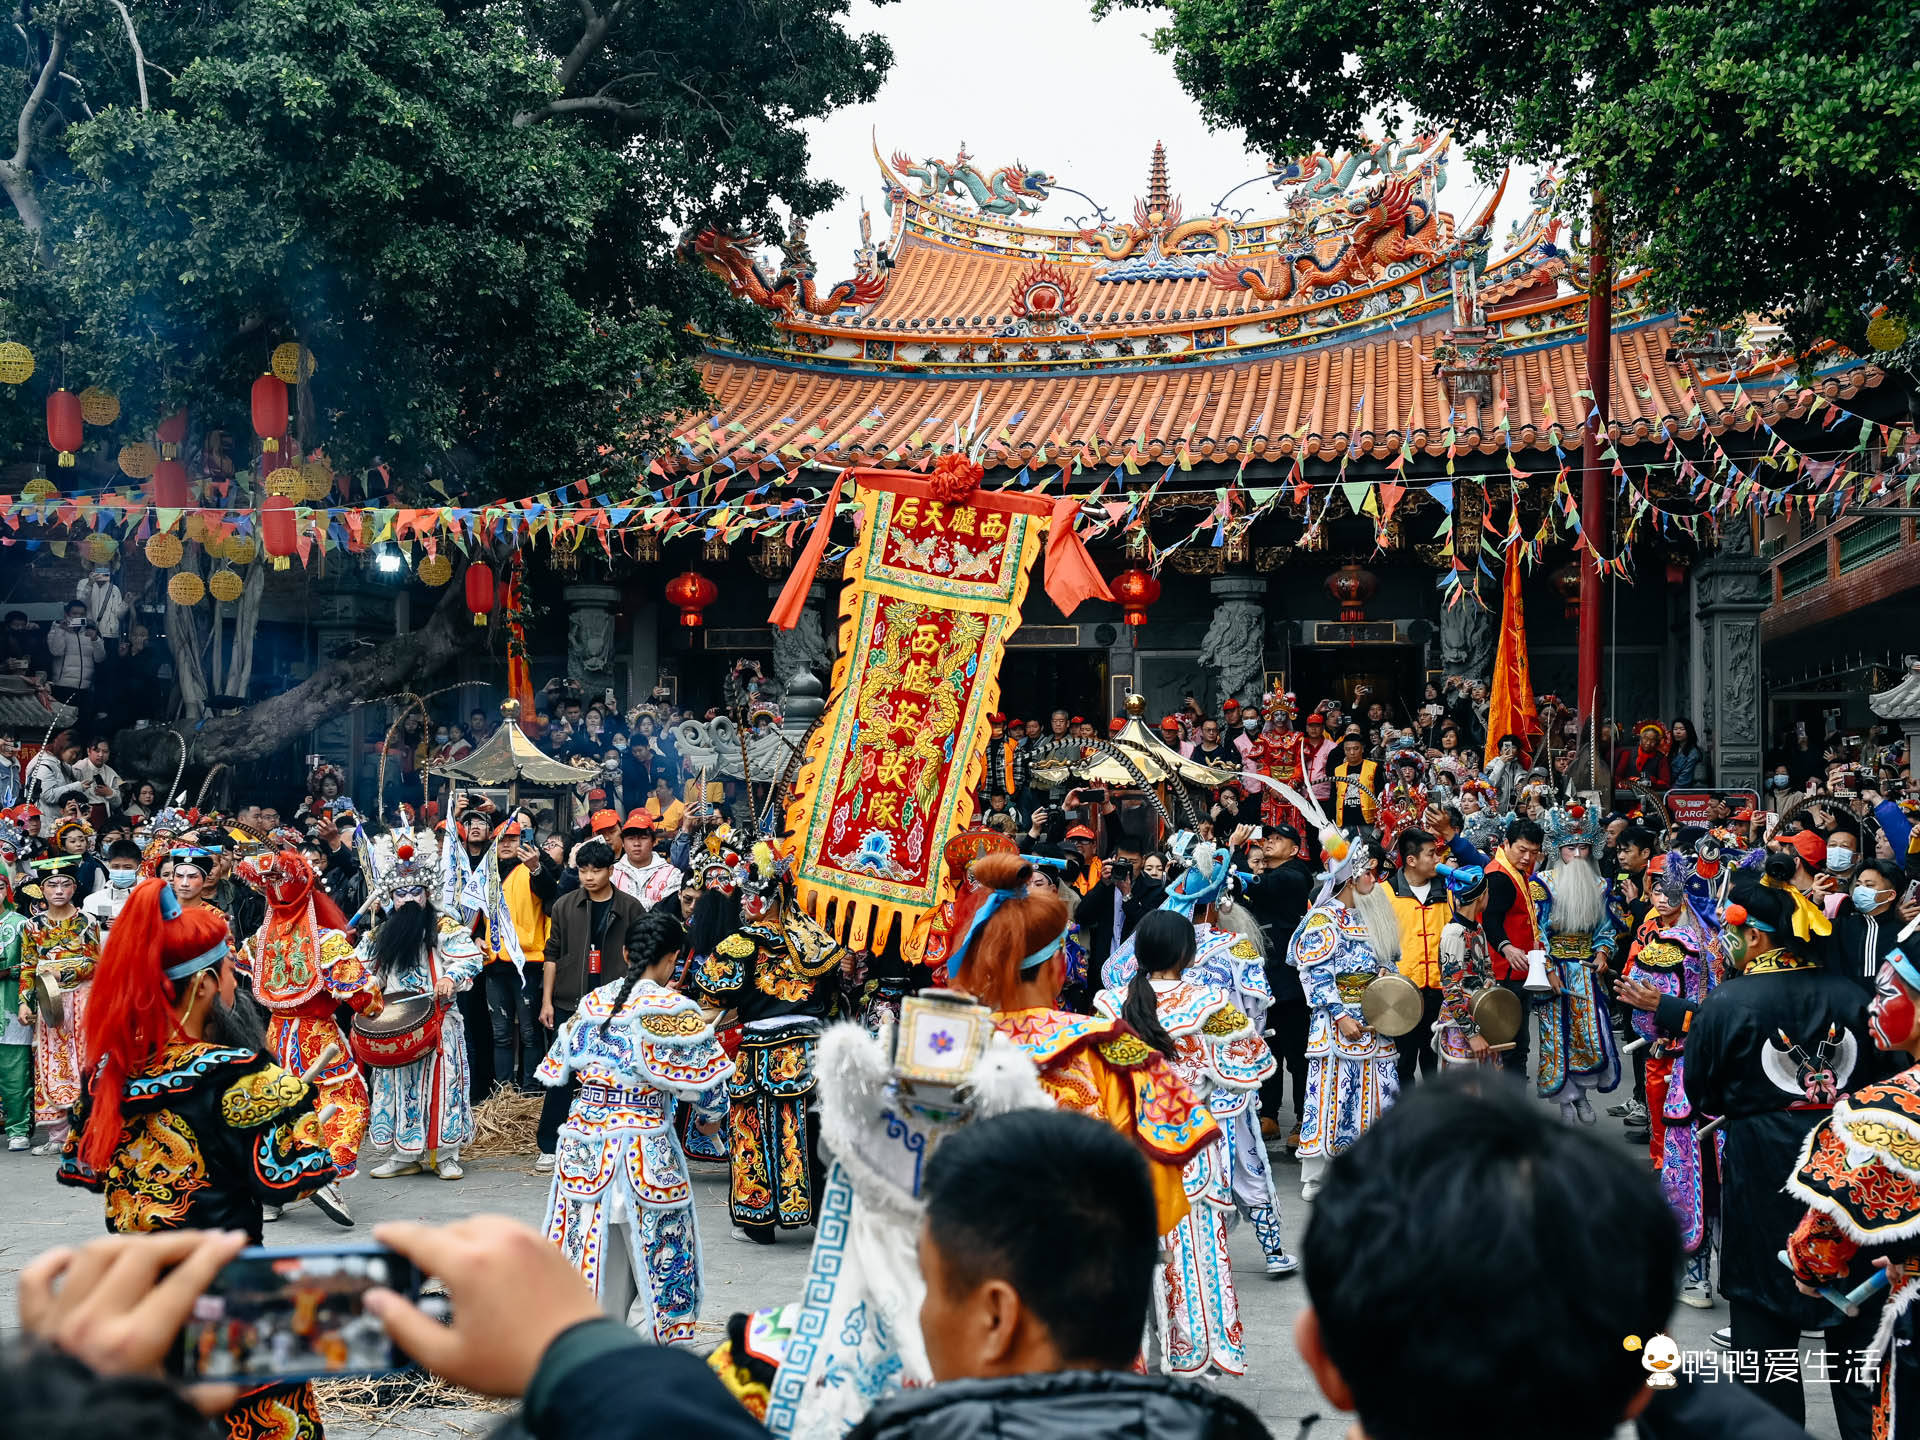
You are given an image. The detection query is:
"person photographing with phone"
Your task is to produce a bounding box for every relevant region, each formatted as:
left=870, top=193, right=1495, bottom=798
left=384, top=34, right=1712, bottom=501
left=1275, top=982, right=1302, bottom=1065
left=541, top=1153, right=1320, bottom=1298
left=58, top=877, right=340, bottom=1439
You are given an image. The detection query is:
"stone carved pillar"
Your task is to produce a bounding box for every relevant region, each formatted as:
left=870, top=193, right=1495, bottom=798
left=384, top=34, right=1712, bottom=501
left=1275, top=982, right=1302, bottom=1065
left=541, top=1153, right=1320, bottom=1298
left=1199, top=575, right=1269, bottom=710
left=564, top=583, right=622, bottom=703
left=767, top=581, right=833, bottom=694
left=1694, top=526, right=1768, bottom=788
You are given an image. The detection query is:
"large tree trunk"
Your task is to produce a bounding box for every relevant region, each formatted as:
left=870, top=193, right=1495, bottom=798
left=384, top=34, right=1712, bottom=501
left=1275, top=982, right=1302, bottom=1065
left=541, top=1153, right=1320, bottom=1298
left=220, top=560, right=267, bottom=699
left=116, top=568, right=479, bottom=775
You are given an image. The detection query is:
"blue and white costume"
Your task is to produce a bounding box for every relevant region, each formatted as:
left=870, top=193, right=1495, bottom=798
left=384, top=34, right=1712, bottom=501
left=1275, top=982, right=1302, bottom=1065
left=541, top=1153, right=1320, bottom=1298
left=1094, top=975, right=1273, bottom=1377
left=538, top=978, right=731, bottom=1344
left=364, top=916, right=485, bottom=1165
left=1290, top=899, right=1399, bottom=1193
left=1105, top=917, right=1291, bottom=1269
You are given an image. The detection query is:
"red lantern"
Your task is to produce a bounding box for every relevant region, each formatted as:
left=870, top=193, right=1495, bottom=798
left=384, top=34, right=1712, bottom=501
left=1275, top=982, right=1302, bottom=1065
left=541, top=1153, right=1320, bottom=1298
left=465, top=563, right=496, bottom=626
left=666, top=570, right=718, bottom=628
left=151, top=459, right=192, bottom=510
left=261, top=493, right=297, bottom=568
left=46, top=388, right=82, bottom=468
left=156, top=409, right=188, bottom=457
left=251, top=373, right=288, bottom=453
left=1111, top=568, right=1161, bottom=627
left=1325, top=563, right=1378, bottom=622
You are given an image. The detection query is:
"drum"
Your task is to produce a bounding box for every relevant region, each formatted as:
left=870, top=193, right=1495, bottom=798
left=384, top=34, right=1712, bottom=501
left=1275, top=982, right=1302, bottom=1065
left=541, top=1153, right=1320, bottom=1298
left=349, top=990, right=443, bottom=1068
left=31, top=972, right=65, bottom=1030
left=1360, top=972, right=1423, bottom=1037
left=1471, top=985, right=1524, bottom=1046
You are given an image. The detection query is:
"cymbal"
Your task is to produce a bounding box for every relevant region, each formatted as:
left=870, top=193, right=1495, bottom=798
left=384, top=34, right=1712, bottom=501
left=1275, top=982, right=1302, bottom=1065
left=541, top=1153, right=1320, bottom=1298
left=1361, top=973, right=1422, bottom=1037
left=1472, top=985, right=1524, bottom=1046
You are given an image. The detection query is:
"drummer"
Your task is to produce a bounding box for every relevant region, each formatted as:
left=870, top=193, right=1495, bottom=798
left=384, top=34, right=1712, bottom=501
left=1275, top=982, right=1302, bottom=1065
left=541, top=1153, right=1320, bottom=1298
left=1435, top=863, right=1502, bottom=1067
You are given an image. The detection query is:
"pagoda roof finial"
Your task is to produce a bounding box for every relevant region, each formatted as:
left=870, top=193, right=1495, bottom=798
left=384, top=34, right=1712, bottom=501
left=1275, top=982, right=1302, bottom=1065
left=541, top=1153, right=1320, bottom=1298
left=1147, top=140, right=1170, bottom=213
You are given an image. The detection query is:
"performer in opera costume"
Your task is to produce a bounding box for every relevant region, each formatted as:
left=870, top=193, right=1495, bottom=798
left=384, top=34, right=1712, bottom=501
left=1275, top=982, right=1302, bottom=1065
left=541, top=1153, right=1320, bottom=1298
left=1683, top=870, right=1879, bottom=1435
left=1098, top=906, right=1276, bottom=1378
left=358, top=838, right=484, bottom=1181
left=706, top=1005, right=1050, bottom=1436
left=1246, top=690, right=1309, bottom=833
left=17, top=854, right=100, bottom=1154
left=1786, top=929, right=1920, bottom=1440
left=1434, top=861, right=1501, bottom=1067
left=692, top=841, right=847, bottom=1244
left=235, top=847, right=383, bottom=1225
left=1534, top=804, right=1621, bottom=1123
left=1103, top=843, right=1297, bottom=1277
left=952, top=849, right=1218, bottom=1240
left=60, top=879, right=338, bottom=1440
left=1615, top=843, right=1731, bottom=1308
left=540, top=908, right=732, bottom=1343
left=676, top=849, right=745, bottom=1167
left=1289, top=831, right=1399, bottom=1201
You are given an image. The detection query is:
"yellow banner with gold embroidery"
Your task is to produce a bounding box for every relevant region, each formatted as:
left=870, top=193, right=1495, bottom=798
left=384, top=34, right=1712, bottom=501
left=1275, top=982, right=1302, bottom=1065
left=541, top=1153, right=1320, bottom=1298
left=784, top=468, right=1051, bottom=955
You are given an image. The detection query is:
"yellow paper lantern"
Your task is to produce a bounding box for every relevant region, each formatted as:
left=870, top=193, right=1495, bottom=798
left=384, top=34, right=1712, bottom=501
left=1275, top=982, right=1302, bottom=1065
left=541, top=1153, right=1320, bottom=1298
left=168, top=572, right=206, bottom=606
left=209, top=569, right=245, bottom=603
left=418, top=553, right=453, bottom=587
left=21, top=476, right=56, bottom=501
left=117, top=442, right=158, bottom=479
left=300, top=467, right=335, bottom=503
left=271, top=342, right=316, bottom=384
left=83, top=533, right=118, bottom=565
left=0, top=343, right=32, bottom=385
left=145, top=533, right=184, bottom=569
left=1867, top=313, right=1909, bottom=353
left=265, top=466, right=302, bottom=497
left=78, top=387, right=120, bottom=426
left=223, top=534, right=258, bottom=565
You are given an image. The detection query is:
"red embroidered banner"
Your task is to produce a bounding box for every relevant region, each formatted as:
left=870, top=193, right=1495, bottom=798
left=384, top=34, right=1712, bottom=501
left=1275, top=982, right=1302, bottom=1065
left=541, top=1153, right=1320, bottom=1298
left=784, top=470, right=1051, bottom=954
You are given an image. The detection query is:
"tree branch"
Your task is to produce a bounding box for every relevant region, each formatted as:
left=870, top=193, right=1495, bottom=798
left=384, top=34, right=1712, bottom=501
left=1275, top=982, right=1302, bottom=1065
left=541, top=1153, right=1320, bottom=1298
left=13, top=25, right=65, bottom=170
left=106, top=0, right=149, bottom=111
left=516, top=94, right=642, bottom=125
left=511, top=0, right=631, bottom=126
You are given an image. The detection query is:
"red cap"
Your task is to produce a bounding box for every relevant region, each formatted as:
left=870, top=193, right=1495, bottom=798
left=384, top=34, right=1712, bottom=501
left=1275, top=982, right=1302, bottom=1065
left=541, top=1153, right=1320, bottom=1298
left=621, top=808, right=655, bottom=833
left=1065, top=824, right=1096, bottom=841
left=1789, top=829, right=1826, bottom=867
left=1108, top=717, right=1125, bottom=734
left=498, top=819, right=523, bottom=838
left=989, top=712, right=1006, bottom=725
left=590, top=808, right=620, bottom=834
left=1070, top=715, right=1086, bottom=725
left=1223, top=698, right=1240, bottom=711
left=1160, top=716, right=1181, bottom=732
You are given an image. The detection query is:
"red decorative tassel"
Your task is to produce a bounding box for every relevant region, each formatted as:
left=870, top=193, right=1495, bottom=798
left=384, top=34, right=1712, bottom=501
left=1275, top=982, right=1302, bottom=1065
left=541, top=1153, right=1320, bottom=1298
left=1042, top=495, right=1115, bottom=617
left=769, top=466, right=849, bottom=630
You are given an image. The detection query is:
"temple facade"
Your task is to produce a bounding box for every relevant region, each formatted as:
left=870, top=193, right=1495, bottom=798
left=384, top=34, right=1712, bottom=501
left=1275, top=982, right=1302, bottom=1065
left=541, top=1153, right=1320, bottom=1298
left=659, top=138, right=1910, bottom=785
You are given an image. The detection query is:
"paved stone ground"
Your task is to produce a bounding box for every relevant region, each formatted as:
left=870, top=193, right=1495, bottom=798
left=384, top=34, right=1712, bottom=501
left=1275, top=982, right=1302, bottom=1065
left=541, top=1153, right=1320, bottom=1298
left=0, top=1096, right=1846, bottom=1439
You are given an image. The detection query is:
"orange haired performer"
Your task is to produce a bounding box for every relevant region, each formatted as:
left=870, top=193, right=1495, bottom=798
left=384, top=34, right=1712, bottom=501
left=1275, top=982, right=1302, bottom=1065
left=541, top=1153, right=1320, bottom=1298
left=953, top=851, right=1219, bottom=1236
left=235, top=849, right=382, bottom=1223
left=59, top=877, right=336, bottom=1440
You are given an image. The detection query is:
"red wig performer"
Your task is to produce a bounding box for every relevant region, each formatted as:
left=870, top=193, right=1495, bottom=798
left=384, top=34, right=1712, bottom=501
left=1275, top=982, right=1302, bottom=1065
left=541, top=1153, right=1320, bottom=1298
left=60, top=878, right=338, bottom=1440
left=951, top=850, right=1219, bottom=1237
left=235, top=848, right=383, bottom=1223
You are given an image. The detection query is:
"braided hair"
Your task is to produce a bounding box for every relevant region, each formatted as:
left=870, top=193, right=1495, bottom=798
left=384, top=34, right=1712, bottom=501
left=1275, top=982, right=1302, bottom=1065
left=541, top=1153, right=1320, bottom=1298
left=599, top=907, right=687, bottom=1035
left=1124, top=910, right=1194, bottom=1058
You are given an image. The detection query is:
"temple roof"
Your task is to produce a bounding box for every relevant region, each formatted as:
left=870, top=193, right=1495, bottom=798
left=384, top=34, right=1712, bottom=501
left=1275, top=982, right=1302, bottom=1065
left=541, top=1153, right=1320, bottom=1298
left=672, top=138, right=1898, bottom=474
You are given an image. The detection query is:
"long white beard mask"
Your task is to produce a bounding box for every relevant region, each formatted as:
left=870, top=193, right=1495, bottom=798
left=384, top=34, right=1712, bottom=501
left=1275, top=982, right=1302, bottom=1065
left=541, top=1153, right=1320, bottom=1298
left=1545, top=855, right=1606, bottom=936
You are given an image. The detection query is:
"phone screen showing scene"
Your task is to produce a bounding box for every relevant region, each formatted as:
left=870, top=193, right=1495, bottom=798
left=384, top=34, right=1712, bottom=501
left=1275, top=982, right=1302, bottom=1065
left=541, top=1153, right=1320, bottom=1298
left=171, top=1245, right=439, bottom=1384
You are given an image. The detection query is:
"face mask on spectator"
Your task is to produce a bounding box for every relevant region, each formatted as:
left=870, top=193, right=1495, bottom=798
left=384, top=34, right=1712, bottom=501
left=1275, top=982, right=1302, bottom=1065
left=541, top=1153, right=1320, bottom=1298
left=1853, top=883, right=1885, bottom=913
left=1827, top=845, right=1855, bottom=871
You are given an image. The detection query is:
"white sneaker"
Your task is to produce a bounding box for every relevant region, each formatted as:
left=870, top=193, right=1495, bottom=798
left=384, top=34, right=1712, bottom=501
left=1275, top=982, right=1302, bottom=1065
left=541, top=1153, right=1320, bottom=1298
left=1607, top=1100, right=1635, bottom=1117
left=7, top=1135, right=27, bottom=1151
left=261, top=1204, right=282, bottom=1222
left=1300, top=1179, right=1321, bottom=1203
left=1680, top=1281, right=1714, bottom=1309
left=29, top=1140, right=62, bottom=1156
left=1559, top=1101, right=1578, bottom=1126
left=1622, top=1099, right=1649, bottom=1125
left=369, top=1156, right=424, bottom=1179
left=311, top=1181, right=354, bottom=1227
left=1265, top=1252, right=1301, bottom=1276
left=1711, top=1325, right=1733, bottom=1349
left=436, top=1159, right=464, bottom=1181
left=535, top=1152, right=555, bottom=1173
left=1573, top=1096, right=1597, bottom=1125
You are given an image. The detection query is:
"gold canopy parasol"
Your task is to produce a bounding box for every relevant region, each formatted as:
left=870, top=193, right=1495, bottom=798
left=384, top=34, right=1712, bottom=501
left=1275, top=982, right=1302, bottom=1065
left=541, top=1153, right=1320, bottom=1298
left=437, top=700, right=583, bottom=788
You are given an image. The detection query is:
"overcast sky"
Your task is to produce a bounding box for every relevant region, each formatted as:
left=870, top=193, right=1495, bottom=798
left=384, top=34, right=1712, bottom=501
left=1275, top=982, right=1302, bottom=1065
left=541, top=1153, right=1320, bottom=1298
left=797, top=0, right=1526, bottom=276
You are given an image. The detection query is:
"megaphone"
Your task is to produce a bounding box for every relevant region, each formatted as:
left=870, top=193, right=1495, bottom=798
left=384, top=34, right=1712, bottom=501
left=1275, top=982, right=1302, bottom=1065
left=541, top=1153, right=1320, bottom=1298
left=1523, top=948, right=1553, bottom=993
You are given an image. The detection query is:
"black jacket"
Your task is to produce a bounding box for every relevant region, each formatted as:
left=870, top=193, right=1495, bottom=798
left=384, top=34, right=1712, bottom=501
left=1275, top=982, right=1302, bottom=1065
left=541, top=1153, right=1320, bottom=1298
left=1078, top=877, right=1161, bottom=972
left=1244, top=857, right=1314, bottom=1004
left=1683, top=955, right=1875, bottom=1324
left=847, top=1370, right=1271, bottom=1440
left=542, top=886, right=650, bottom=1013
left=1831, top=899, right=1905, bottom=993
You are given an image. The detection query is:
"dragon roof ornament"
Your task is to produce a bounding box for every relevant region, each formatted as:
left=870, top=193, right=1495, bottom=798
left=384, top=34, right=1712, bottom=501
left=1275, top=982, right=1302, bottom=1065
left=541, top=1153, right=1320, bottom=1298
left=889, top=144, right=1053, bottom=218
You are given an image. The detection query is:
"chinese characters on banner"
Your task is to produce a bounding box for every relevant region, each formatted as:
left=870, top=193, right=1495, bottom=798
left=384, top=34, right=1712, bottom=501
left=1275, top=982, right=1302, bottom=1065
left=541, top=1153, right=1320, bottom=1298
left=785, top=470, right=1052, bottom=955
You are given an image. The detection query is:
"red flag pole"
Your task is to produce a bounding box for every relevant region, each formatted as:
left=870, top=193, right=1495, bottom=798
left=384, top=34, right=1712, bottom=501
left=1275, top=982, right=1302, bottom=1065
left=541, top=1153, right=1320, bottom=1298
left=1577, top=192, right=1613, bottom=729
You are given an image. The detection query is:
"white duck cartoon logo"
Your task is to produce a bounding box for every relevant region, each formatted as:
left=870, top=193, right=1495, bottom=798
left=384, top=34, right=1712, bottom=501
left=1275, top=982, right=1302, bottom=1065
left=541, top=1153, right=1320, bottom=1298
left=1628, top=1333, right=1681, bottom=1388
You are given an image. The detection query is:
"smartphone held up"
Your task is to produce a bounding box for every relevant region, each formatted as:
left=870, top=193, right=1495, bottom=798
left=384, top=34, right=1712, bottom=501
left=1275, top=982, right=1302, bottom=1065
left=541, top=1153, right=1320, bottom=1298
left=170, top=1244, right=442, bottom=1385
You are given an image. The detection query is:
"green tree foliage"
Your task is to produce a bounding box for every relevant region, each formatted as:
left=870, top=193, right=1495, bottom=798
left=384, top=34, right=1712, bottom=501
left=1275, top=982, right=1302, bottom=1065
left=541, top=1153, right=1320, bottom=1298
left=1103, top=0, right=1920, bottom=357
left=0, top=0, right=891, bottom=491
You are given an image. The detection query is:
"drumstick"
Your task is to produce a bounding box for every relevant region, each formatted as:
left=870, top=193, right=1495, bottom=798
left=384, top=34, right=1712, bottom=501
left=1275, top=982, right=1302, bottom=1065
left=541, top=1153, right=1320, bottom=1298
left=1696, top=1115, right=1723, bottom=1138
left=314, top=1104, right=341, bottom=1128
left=1619, top=1036, right=1648, bottom=1055
left=1487, top=1042, right=1516, bottom=1052
left=299, top=1045, right=341, bottom=1084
